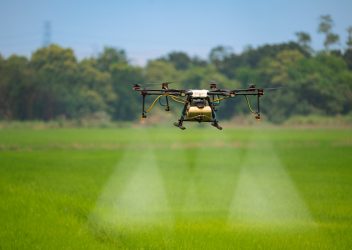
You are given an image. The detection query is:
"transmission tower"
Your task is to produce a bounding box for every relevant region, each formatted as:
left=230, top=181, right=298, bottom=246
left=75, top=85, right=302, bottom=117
left=43, top=21, right=51, bottom=47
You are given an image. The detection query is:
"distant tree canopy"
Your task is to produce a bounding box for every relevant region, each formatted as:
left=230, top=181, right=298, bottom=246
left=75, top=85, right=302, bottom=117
left=318, top=15, right=340, bottom=51
left=0, top=15, right=351, bottom=123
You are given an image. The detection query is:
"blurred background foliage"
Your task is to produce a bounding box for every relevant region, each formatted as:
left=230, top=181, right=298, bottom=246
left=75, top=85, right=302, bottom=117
left=0, top=15, right=351, bottom=124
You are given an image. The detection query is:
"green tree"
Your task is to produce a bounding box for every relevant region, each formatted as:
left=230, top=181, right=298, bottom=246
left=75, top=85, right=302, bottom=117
left=258, top=50, right=305, bottom=122
left=217, top=42, right=308, bottom=79
left=191, top=56, right=207, bottom=67
left=346, top=26, right=352, bottom=49
left=318, top=15, right=340, bottom=51
left=209, top=46, right=232, bottom=68
left=76, top=59, right=116, bottom=116
left=89, top=47, right=144, bottom=120
left=261, top=52, right=352, bottom=122
left=0, top=54, right=4, bottom=118
left=96, top=47, right=128, bottom=72
left=181, top=65, right=231, bottom=89
left=295, top=31, right=312, bottom=53
left=293, top=54, right=351, bottom=115
left=145, top=60, right=178, bottom=83
left=30, top=44, right=80, bottom=119
left=0, top=55, right=33, bottom=119
left=109, top=63, right=144, bottom=120
left=344, top=49, right=352, bottom=70
left=162, top=51, right=192, bottom=70
left=261, top=50, right=305, bottom=85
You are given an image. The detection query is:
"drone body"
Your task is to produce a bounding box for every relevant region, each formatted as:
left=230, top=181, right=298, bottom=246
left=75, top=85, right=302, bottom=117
left=133, top=82, right=265, bottom=130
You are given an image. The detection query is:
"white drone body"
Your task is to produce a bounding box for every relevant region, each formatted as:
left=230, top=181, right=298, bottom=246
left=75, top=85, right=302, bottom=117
left=190, top=89, right=209, bottom=98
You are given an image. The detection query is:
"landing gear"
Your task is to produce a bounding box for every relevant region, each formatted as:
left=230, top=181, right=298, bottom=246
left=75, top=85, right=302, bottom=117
left=174, top=122, right=186, bottom=130
left=174, top=121, right=222, bottom=130
left=211, top=121, right=223, bottom=130
left=172, top=96, right=224, bottom=130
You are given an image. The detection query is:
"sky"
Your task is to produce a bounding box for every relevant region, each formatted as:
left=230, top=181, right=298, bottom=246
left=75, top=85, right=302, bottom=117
left=0, top=0, right=351, bottom=65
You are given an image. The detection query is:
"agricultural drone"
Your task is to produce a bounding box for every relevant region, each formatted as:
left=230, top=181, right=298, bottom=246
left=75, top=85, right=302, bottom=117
left=132, top=82, right=275, bottom=130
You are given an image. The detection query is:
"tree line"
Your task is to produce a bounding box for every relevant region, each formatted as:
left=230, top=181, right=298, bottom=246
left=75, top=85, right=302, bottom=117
left=0, top=15, right=351, bottom=123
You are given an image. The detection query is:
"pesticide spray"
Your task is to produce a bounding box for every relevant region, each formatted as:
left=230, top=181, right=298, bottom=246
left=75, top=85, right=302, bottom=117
left=90, top=128, right=173, bottom=231
left=228, top=127, right=314, bottom=228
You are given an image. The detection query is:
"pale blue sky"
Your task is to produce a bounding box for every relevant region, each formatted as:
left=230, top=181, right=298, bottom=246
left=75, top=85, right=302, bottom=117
left=0, top=0, right=351, bottom=64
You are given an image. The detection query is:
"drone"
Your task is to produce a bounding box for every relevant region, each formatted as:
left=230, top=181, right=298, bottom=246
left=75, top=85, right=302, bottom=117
left=133, top=82, right=273, bottom=130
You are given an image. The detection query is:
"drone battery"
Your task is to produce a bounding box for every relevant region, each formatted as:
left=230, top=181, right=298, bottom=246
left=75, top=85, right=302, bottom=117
left=186, top=106, right=212, bottom=121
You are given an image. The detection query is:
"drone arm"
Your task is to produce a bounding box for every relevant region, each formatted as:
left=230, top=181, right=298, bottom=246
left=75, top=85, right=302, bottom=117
left=134, top=89, right=186, bottom=96
left=208, top=88, right=264, bottom=120
left=138, top=91, right=187, bottom=117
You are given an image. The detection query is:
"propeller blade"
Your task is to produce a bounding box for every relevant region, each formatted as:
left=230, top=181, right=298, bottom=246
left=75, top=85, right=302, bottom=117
left=263, top=87, right=284, bottom=91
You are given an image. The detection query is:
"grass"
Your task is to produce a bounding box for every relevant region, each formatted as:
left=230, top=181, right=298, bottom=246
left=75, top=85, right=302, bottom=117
left=0, top=125, right=351, bottom=249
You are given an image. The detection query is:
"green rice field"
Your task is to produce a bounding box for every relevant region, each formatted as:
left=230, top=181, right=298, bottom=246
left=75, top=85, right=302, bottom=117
left=0, top=125, right=351, bottom=249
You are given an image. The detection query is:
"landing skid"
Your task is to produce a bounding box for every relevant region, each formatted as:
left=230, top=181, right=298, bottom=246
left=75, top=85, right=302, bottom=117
left=173, top=121, right=222, bottom=130
left=173, top=122, right=186, bottom=130
left=211, top=122, right=223, bottom=130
